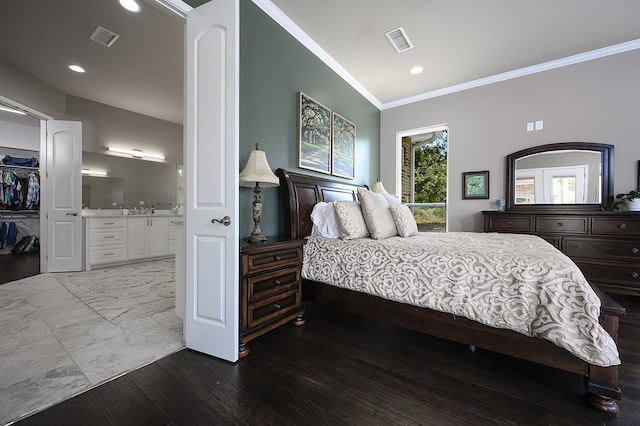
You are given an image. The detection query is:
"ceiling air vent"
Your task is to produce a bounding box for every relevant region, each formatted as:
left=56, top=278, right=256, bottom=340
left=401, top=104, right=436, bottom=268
left=385, top=26, right=413, bottom=53
left=90, top=26, right=120, bottom=47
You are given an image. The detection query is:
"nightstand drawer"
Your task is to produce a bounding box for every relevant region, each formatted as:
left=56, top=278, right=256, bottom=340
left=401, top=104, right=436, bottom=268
left=245, top=247, right=302, bottom=274
left=536, top=217, right=588, bottom=233
left=247, top=267, right=300, bottom=303
left=247, top=290, right=299, bottom=329
left=563, top=237, right=640, bottom=261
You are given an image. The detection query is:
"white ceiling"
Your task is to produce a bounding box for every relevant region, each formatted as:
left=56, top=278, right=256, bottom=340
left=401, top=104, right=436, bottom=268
left=1, top=0, right=639, bottom=125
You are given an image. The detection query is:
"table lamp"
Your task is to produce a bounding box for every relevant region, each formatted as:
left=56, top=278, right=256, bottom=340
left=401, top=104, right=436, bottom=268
left=239, top=144, right=279, bottom=242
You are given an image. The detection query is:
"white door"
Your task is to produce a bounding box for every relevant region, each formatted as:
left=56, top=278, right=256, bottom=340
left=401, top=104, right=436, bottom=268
left=185, top=0, right=239, bottom=362
left=44, top=120, right=82, bottom=272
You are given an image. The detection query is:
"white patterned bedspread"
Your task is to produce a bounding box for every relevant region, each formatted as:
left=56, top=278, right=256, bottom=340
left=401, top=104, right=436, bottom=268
left=302, top=233, right=620, bottom=367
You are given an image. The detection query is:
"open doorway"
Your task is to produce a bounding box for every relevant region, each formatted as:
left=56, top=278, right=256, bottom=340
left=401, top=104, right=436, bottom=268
left=398, top=125, right=448, bottom=232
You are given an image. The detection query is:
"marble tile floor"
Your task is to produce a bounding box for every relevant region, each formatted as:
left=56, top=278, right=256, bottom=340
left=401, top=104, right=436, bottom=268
left=0, top=259, right=185, bottom=425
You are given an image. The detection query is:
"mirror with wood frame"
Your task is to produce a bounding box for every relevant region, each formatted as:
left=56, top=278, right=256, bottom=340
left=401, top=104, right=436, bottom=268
left=506, top=142, right=614, bottom=211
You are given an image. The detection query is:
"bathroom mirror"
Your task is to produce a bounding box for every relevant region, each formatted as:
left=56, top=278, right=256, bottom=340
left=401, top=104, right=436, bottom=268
left=506, top=142, right=614, bottom=211
left=82, top=151, right=179, bottom=210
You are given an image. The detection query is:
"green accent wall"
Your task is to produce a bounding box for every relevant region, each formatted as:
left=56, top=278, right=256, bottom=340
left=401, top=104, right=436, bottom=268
left=240, top=0, right=380, bottom=238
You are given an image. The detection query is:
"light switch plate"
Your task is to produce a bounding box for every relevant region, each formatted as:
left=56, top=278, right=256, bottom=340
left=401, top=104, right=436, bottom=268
left=535, top=120, right=543, bottom=130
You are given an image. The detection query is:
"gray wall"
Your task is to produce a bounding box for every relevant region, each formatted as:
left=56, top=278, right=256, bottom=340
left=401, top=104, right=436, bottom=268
left=239, top=0, right=380, bottom=237
left=381, top=49, right=640, bottom=232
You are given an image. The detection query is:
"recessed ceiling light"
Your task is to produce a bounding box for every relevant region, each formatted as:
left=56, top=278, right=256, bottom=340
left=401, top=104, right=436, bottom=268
left=410, top=66, right=424, bottom=75
left=119, top=0, right=140, bottom=13
left=69, top=64, right=85, bottom=73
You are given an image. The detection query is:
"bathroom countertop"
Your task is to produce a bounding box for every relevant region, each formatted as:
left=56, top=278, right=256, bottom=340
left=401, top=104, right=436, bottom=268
left=82, top=210, right=183, bottom=218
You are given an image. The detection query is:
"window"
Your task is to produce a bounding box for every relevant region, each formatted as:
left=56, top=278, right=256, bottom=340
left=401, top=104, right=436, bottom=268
left=401, top=127, right=448, bottom=232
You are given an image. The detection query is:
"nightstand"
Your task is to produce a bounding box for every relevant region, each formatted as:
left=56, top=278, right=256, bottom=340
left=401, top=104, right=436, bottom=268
left=239, top=237, right=306, bottom=357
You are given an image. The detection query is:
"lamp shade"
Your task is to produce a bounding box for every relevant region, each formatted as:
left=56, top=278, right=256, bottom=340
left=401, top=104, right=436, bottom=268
left=372, top=180, right=389, bottom=195
left=239, top=145, right=279, bottom=188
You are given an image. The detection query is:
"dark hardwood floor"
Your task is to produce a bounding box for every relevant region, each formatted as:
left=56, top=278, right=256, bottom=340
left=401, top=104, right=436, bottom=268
left=15, top=293, right=640, bottom=425
left=0, top=252, right=39, bottom=284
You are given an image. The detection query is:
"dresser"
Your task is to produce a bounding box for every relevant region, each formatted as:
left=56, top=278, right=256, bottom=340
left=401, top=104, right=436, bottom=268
left=239, top=237, right=306, bottom=357
left=483, top=210, right=640, bottom=296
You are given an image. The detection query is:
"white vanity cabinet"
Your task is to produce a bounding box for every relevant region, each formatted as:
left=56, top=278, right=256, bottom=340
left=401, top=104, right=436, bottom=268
left=86, top=218, right=128, bottom=267
left=128, top=217, right=169, bottom=260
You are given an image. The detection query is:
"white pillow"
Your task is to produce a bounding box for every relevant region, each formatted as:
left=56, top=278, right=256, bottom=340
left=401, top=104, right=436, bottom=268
left=383, top=194, right=401, bottom=206
left=333, top=200, right=369, bottom=240
left=357, top=188, right=398, bottom=240
left=389, top=204, right=419, bottom=237
left=310, top=202, right=340, bottom=238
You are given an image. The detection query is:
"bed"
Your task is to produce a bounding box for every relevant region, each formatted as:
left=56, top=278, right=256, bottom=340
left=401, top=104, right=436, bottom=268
left=275, top=168, right=625, bottom=414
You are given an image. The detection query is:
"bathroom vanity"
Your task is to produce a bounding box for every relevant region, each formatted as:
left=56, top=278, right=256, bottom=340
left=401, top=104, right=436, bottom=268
left=83, top=211, right=183, bottom=270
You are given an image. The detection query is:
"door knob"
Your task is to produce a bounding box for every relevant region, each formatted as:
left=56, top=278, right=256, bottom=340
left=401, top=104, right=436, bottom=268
left=211, top=216, right=231, bottom=226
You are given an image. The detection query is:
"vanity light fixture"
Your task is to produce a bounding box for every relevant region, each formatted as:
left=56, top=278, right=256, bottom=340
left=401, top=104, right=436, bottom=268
left=108, top=147, right=165, bottom=160
left=0, top=105, right=26, bottom=115
left=82, top=169, right=107, bottom=176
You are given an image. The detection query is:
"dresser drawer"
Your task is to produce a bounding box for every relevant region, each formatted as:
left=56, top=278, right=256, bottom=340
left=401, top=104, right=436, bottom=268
left=592, top=217, right=640, bottom=236
left=247, top=267, right=300, bottom=303
left=247, top=290, right=299, bottom=329
left=244, top=247, right=302, bottom=274
left=563, top=237, right=640, bottom=261
left=576, top=261, right=640, bottom=287
left=88, top=228, right=127, bottom=246
left=89, top=245, right=128, bottom=264
left=536, top=217, right=588, bottom=234
left=88, top=218, right=127, bottom=229
left=485, top=215, right=532, bottom=232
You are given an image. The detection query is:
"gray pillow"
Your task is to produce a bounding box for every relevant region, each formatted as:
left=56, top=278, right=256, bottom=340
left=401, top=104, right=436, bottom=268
left=357, top=188, right=398, bottom=239
left=333, top=200, right=369, bottom=239
left=390, top=204, right=419, bottom=237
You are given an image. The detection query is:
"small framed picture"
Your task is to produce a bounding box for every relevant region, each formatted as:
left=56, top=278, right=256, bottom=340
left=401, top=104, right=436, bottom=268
left=462, top=171, right=489, bottom=199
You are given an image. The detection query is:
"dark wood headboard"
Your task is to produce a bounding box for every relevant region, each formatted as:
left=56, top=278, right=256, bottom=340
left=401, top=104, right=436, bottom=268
left=276, top=168, right=367, bottom=239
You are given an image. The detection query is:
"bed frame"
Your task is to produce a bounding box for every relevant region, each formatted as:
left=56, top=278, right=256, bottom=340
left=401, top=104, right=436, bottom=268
left=276, top=168, right=626, bottom=414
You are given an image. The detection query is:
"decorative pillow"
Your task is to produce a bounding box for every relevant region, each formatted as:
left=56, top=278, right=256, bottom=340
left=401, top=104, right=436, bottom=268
left=383, top=194, right=401, bottom=206
left=357, top=188, right=398, bottom=240
left=389, top=204, right=419, bottom=237
left=333, top=200, right=369, bottom=240
left=310, top=202, right=340, bottom=238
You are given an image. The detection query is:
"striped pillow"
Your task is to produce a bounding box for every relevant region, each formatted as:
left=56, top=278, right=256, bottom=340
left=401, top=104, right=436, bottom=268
left=357, top=188, right=398, bottom=240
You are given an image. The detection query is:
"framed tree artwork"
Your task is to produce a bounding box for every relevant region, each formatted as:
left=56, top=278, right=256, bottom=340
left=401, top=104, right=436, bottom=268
left=298, top=92, right=332, bottom=174
left=462, top=170, right=489, bottom=199
left=331, top=112, right=356, bottom=179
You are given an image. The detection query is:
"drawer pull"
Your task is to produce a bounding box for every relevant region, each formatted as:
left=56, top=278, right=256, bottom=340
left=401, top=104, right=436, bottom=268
left=273, top=303, right=281, bottom=310
left=104, top=252, right=115, bottom=256
left=633, top=248, right=639, bottom=254
left=506, top=221, right=513, bottom=225
left=104, top=235, right=115, bottom=239
left=557, top=222, right=563, bottom=227
left=632, top=272, right=639, bottom=279
left=274, top=279, right=282, bottom=286
left=274, top=255, right=281, bottom=261
left=104, top=222, right=115, bottom=225
left=573, top=244, right=580, bottom=250
left=619, top=223, right=626, bottom=229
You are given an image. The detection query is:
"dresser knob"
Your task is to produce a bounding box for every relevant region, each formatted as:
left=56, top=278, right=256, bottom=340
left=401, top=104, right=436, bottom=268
left=506, top=221, right=513, bottom=225
left=275, top=279, right=282, bottom=286
left=633, top=248, right=639, bottom=254
left=274, top=303, right=281, bottom=310
left=557, top=222, right=563, bottom=227
left=619, top=223, right=627, bottom=229
left=274, top=255, right=281, bottom=261
left=573, top=244, right=580, bottom=250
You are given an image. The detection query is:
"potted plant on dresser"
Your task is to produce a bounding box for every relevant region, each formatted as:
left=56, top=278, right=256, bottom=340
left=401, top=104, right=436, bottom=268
left=603, top=190, right=640, bottom=211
